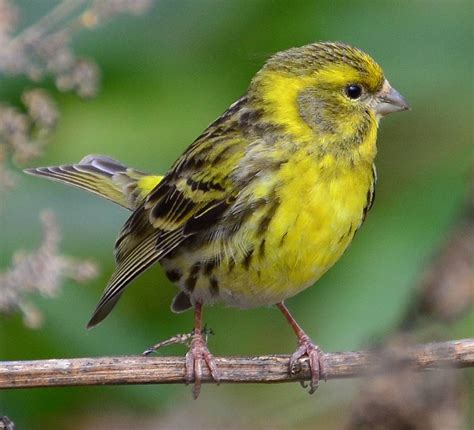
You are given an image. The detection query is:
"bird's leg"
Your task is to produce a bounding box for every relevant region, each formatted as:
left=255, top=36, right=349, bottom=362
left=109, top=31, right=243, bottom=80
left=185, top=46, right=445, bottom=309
left=185, top=302, right=220, bottom=399
left=277, top=302, right=326, bottom=394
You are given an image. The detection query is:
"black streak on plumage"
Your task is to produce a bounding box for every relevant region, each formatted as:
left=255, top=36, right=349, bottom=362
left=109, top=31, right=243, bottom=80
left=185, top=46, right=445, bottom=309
left=166, top=269, right=182, bottom=283
left=204, top=259, right=218, bottom=276
left=243, top=247, right=254, bottom=270
left=258, top=239, right=266, bottom=258
left=209, top=276, right=219, bottom=297
left=183, top=200, right=230, bottom=236
left=185, top=262, right=201, bottom=292
left=257, top=200, right=279, bottom=236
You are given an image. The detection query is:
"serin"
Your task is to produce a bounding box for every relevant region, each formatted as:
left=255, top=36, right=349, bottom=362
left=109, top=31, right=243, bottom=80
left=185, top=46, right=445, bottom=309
left=26, top=41, right=409, bottom=398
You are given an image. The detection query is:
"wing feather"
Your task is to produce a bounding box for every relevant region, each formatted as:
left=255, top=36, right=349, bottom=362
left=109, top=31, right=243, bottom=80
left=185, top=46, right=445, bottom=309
left=87, top=228, right=185, bottom=327
left=88, top=97, right=253, bottom=326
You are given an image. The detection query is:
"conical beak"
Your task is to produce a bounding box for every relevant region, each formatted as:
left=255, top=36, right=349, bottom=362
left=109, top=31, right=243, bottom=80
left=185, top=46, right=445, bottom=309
left=375, top=80, right=410, bottom=116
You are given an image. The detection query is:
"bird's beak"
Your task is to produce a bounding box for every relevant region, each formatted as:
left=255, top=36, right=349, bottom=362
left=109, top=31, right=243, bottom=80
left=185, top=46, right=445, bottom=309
left=375, top=80, right=410, bottom=117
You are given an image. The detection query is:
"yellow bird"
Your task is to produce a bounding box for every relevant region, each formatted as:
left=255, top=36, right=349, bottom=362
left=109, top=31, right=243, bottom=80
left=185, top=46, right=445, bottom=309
left=26, top=41, right=409, bottom=398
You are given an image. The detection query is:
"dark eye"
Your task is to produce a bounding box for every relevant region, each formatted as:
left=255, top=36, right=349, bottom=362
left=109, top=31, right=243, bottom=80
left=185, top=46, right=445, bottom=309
left=345, top=84, right=362, bottom=100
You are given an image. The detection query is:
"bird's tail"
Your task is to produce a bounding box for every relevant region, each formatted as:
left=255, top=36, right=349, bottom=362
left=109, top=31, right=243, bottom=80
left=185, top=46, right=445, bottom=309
left=24, top=155, right=163, bottom=210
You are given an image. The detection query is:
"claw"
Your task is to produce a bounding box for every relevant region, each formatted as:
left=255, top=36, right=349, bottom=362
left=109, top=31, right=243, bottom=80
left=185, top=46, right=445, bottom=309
left=290, top=334, right=326, bottom=394
left=185, top=332, right=221, bottom=399
left=277, top=302, right=327, bottom=395
left=148, top=303, right=220, bottom=398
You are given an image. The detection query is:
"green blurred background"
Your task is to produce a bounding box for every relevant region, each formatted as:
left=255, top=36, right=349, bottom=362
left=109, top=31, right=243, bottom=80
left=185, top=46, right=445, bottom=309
left=1, top=0, right=472, bottom=428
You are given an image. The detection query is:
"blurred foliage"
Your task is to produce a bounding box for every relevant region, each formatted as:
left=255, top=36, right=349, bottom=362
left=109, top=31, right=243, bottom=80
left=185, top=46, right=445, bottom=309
left=1, top=1, right=472, bottom=429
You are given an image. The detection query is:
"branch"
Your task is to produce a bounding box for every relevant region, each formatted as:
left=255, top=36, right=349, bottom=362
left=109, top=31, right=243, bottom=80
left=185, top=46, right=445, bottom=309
left=1, top=339, right=472, bottom=389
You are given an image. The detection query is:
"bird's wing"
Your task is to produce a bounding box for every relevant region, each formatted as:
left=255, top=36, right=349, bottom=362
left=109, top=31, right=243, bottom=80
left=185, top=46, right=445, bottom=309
left=88, top=97, right=251, bottom=327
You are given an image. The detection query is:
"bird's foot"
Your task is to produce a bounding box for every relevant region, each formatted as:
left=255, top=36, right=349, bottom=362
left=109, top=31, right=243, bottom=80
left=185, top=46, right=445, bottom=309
left=290, top=334, right=326, bottom=394
left=185, top=331, right=221, bottom=399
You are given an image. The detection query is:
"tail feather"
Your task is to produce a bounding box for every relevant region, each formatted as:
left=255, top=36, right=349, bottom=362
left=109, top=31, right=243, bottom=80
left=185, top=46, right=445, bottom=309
left=25, top=155, right=163, bottom=210
left=25, top=154, right=165, bottom=328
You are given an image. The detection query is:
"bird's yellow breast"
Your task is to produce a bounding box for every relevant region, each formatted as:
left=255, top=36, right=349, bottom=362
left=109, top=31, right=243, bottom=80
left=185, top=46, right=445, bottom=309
left=185, top=150, right=375, bottom=308
left=164, top=84, right=379, bottom=308
left=263, top=153, right=372, bottom=292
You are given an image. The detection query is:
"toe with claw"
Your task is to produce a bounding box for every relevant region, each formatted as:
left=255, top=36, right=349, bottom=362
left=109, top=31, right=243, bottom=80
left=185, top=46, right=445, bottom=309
left=290, top=334, right=326, bottom=394
left=277, top=302, right=327, bottom=394
left=185, top=331, right=221, bottom=399
left=142, top=301, right=219, bottom=399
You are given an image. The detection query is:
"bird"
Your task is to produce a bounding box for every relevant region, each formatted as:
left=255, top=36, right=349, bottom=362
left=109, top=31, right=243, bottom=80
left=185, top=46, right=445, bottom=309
left=25, top=41, right=409, bottom=398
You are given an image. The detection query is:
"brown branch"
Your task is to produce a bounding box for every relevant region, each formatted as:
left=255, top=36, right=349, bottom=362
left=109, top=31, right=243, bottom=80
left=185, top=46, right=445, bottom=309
left=1, top=339, right=472, bottom=389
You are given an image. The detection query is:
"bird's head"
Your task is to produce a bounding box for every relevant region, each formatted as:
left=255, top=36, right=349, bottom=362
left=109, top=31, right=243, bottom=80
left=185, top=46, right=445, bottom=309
left=249, top=42, right=409, bottom=146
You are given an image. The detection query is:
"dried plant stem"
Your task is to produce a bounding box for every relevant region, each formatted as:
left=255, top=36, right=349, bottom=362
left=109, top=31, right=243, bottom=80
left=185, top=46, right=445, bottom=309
left=1, top=339, right=472, bottom=389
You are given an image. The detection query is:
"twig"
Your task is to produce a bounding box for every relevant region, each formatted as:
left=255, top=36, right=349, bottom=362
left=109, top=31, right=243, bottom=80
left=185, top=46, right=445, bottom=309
left=1, top=339, right=472, bottom=389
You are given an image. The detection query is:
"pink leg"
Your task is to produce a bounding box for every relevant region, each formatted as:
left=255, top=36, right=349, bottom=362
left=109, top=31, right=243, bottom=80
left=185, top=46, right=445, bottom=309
left=185, top=302, right=220, bottom=399
left=277, top=302, right=326, bottom=394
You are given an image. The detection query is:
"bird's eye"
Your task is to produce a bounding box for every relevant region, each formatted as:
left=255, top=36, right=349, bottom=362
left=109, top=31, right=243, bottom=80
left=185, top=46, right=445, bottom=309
left=345, top=84, right=362, bottom=100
